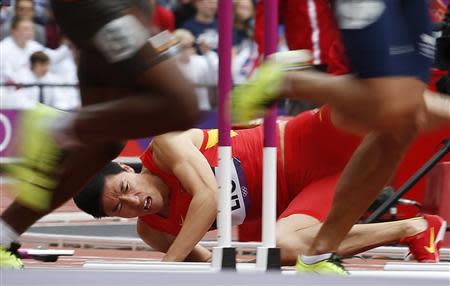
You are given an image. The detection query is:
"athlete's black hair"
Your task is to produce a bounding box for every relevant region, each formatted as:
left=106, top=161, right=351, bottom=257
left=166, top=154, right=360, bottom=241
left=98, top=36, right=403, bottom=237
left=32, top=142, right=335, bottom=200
left=73, top=162, right=124, bottom=218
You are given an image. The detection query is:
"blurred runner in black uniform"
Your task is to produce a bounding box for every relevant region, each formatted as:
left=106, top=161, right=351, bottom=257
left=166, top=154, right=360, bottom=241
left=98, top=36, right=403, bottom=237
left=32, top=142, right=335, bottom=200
left=0, top=0, right=200, bottom=268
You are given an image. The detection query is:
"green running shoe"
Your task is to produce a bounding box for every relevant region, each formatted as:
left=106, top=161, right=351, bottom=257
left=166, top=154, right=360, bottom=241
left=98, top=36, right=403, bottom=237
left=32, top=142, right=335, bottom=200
left=232, top=50, right=312, bottom=124
left=232, top=61, right=285, bottom=124
left=5, top=104, right=63, bottom=211
left=0, top=243, right=24, bottom=269
left=295, top=254, right=348, bottom=275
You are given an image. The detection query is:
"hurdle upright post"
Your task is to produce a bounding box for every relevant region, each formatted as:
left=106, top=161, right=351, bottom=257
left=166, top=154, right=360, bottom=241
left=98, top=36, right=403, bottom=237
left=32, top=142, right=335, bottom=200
left=256, top=0, right=281, bottom=271
left=212, top=0, right=236, bottom=271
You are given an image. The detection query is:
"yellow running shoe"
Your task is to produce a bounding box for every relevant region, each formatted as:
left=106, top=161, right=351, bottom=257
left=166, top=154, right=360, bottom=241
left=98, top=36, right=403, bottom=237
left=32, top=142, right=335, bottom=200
left=295, top=254, right=348, bottom=275
left=4, top=104, right=63, bottom=211
left=0, top=244, right=24, bottom=269
left=232, top=50, right=312, bottom=124
left=232, top=61, right=285, bottom=124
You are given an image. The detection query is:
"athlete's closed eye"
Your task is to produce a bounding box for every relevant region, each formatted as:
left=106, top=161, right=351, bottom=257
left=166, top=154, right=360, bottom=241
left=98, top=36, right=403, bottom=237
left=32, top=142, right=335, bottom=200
left=112, top=181, right=127, bottom=213
left=121, top=180, right=129, bottom=194
left=112, top=201, right=122, bottom=214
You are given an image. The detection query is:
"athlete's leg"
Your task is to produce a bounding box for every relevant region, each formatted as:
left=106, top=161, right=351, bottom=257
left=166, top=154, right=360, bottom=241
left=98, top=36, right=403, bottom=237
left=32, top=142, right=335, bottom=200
left=276, top=214, right=427, bottom=265
left=0, top=0, right=198, bottom=263
left=306, top=128, right=417, bottom=255
left=294, top=0, right=439, bottom=264
left=49, top=0, right=199, bottom=148
left=1, top=66, right=198, bottom=239
left=281, top=75, right=431, bottom=133
left=59, top=58, right=199, bottom=147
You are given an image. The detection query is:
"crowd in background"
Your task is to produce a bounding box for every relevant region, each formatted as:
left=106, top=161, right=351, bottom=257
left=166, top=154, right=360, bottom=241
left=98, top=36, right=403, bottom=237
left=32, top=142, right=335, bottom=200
left=2, top=0, right=447, bottom=112
left=0, top=0, right=273, bottom=111
left=0, top=0, right=79, bottom=110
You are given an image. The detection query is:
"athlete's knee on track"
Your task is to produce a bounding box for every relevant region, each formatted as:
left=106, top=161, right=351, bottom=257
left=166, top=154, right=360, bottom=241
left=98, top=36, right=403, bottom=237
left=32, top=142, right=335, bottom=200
left=276, top=233, right=306, bottom=265
left=276, top=236, right=297, bottom=265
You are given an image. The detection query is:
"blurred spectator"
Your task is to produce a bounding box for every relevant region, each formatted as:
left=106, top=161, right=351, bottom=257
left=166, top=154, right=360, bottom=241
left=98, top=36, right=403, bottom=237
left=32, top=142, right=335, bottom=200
left=149, top=0, right=175, bottom=35
left=0, top=17, right=72, bottom=83
left=255, top=0, right=341, bottom=67
left=233, top=0, right=254, bottom=47
left=3, top=51, right=51, bottom=109
left=1, top=5, right=13, bottom=26
left=33, top=0, right=50, bottom=24
left=173, top=0, right=196, bottom=28
left=47, top=40, right=81, bottom=110
left=4, top=51, right=80, bottom=110
left=1, top=0, right=47, bottom=45
left=430, top=0, right=448, bottom=22
left=231, top=0, right=259, bottom=84
left=1, top=17, right=41, bottom=81
left=1, top=0, right=51, bottom=24
left=255, top=0, right=344, bottom=115
left=174, top=28, right=218, bottom=110
left=158, top=0, right=178, bottom=8
left=181, top=0, right=218, bottom=51
left=44, top=10, right=62, bottom=49
left=232, top=38, right=259, bottom=85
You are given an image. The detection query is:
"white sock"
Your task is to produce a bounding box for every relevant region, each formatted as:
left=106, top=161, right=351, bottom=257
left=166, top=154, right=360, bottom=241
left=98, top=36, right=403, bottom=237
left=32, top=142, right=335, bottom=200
left=300, top=253, right=332, bottom=265
left=0, top=220, right=19, bottom=248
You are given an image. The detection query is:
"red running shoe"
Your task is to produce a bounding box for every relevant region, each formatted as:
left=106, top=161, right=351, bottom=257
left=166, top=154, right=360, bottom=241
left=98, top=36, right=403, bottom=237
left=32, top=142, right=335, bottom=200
left=402, top=214, right=447, bottom=263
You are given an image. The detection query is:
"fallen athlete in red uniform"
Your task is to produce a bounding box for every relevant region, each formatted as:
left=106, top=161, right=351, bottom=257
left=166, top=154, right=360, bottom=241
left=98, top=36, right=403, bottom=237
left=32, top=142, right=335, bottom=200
left=74, top=106, right=446, bottom=265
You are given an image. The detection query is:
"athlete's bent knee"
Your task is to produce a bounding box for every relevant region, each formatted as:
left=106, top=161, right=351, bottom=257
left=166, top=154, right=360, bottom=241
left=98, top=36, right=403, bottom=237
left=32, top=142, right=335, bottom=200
left=364, top=78, right=427, bottom=131
left=372, top=128, right=418, bottom=156
left=277, top=234, right=303, bottom=265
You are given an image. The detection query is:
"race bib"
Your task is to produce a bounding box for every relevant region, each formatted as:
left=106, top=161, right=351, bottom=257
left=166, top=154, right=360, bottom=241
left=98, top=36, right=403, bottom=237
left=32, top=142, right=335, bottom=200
left=93, top=15, right=149, bottom=63
left=212, top=157, right=250, bottom=226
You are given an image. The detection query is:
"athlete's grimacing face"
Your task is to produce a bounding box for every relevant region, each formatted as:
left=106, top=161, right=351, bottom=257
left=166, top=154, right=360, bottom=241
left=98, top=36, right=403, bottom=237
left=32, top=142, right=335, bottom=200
left=102, top=165, right=164, bottom=218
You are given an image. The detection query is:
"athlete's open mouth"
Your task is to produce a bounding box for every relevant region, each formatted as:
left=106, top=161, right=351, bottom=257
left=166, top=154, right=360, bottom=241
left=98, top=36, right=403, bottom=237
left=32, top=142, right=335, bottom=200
left=143, top=196, right=152, bottom=211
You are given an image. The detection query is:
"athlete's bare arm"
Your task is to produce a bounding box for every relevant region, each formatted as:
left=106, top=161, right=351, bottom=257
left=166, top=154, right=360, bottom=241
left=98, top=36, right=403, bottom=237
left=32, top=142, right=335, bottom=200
left=136, top=219, right=212, bottom=262
left=136, top=219, right=172, bottom=252
left=151, top=130, right=218, bottom=262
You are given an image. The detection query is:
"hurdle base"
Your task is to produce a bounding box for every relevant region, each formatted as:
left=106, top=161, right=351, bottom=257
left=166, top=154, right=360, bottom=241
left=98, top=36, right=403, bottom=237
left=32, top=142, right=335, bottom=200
left=212, top=247, right=236, bottom=271
left=256, top=247, right=281, bottom=271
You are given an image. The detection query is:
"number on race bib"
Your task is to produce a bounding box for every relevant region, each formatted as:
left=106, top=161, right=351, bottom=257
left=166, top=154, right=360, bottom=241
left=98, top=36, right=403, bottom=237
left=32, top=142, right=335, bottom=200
left=212, top=157, right=250, bottom=225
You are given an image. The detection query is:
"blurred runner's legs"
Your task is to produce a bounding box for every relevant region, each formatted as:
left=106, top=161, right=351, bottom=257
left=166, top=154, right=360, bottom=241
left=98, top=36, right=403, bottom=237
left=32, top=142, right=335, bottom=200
left=0, top=0, right=199, bottom=268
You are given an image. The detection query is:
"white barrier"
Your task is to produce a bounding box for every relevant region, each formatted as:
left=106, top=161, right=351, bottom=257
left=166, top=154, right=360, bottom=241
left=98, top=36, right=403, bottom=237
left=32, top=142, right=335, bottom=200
left=20, top=232, right=450, bottom=262
left=83, top=260, right=450, bottom=278
left=384, top=262, right=450, bottom=271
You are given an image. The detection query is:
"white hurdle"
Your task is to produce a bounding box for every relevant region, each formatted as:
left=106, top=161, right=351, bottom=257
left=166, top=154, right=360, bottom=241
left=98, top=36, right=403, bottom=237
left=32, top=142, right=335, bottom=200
left=256, top=0, right=281, bottom=271
left=384, top=262, right=450, bottom=272
left=213, top=0, right=281, bottom=272
left=212, top=0, right=235, bottom=271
